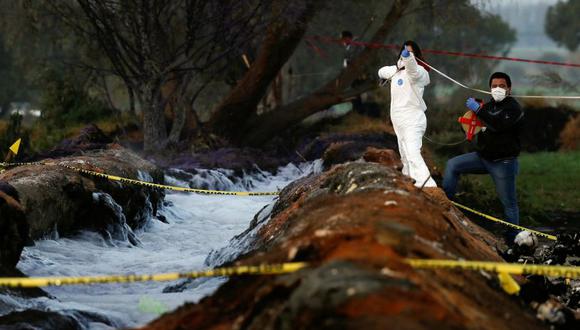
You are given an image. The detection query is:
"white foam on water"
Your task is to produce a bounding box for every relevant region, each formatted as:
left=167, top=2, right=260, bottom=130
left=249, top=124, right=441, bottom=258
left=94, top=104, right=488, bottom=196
left=13, top=160, right=322, bottom=329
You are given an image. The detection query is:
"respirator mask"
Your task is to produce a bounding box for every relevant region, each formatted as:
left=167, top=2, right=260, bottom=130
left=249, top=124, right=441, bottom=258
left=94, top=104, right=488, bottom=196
left=491, top=87, right=507, bottom=102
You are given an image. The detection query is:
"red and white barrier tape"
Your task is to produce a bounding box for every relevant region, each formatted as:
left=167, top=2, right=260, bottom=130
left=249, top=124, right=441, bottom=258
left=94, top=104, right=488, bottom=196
left=415, top=57, right=580, bottom=100
left=307, top=36, right=580, bottom=68
left=307, top=36, right=580, bottom=100
left=417, top=58, right=580, bottom=100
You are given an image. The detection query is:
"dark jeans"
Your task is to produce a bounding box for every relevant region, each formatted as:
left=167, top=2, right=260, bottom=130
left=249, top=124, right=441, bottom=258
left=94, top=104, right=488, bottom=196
left=443, top=152, right=519, bottom=241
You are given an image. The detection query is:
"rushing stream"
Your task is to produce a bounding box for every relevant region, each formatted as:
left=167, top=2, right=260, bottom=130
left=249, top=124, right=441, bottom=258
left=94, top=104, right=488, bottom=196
left=4, top=161, right=322, bottom=329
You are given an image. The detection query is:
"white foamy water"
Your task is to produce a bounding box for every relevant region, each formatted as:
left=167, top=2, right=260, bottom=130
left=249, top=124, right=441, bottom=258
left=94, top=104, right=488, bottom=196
left=8, top=161, right=322, bottom=329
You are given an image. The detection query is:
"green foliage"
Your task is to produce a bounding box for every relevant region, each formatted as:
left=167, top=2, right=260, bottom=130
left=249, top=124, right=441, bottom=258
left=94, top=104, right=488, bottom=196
left=387, top=0, right=517, bottom=98
left=290, top=0, right=386, bottom=95
left=0, top=0, right=521, bottom=151
left=289, top=0, right=516, bottom=115
left=0, top=34, right=30, bottom=112
left=0, top=0, right=110, bottom=118
left=0, top=114, right=29, bottom=159
left=3, top=69, right=117, bottom=152
left=516, top=151, right=579, bottom=212
left=438, top=151, right=580, bottom=225
left=545, top=0, right=580, bottom=51
left=39, top=70, right=114, bottom=127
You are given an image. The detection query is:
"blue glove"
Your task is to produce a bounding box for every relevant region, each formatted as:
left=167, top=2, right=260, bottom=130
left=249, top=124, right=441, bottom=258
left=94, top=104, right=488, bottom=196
left=401, top=48, right=410, bottom=58
left=466, top=97, right=481, bottom=113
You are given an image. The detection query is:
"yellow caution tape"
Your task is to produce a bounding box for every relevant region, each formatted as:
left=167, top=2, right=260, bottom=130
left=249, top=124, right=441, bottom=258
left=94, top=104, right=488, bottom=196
left=3, top=259, right=578, bottom=288
left=0, top=262, right=308, bottom=288
left=0, top=163, right=562, bottom=237
left=406, top=259, right=580, bottom=278
left=0, top=162, right=279, bottom=196
left=58, top=164, right=280, bottom=196
left=497, top=272, right=521, bottom=295
left=0, top=161, right=45, bottom=167
left=451, top=201, right=557, bottom=241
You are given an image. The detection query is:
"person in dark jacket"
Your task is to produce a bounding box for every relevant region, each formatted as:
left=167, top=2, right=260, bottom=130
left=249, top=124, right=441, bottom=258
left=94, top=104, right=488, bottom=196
left=443, top=72, right=524, bottom=242
left=340, top=30, right=357, bottom=68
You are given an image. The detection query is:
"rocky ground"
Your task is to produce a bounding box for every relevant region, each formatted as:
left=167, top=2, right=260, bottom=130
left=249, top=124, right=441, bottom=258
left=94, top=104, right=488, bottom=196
left=151, top=132, right=399, bottom=175
left=0, top=127, right=166, bottom=329
left=1, top=125, right=578, bottom=329
left=1, top=147, right=164, bottom=242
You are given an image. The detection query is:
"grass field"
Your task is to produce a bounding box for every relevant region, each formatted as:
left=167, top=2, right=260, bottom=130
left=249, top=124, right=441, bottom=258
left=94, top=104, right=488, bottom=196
left=438, top=151, right=580, bottom=226
left=517, top=151, right=579, bottom=212
left=316, top=112, right=579, bottom=226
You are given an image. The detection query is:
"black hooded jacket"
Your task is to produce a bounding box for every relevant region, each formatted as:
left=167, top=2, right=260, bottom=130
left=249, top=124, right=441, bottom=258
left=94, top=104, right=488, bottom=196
left=474, top=96, right=524, bottom=161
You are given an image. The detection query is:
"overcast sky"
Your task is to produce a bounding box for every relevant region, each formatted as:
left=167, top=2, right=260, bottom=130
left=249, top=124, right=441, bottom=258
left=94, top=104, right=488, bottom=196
left=473, top=0, right=567, bottom=53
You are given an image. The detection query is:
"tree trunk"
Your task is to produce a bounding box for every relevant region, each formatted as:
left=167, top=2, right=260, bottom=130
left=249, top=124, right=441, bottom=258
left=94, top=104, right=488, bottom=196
left=100, top=75, right=117, bottom=111
left=141, top=84, right=168, bottom=153
left=239, top=0, right=410, bottom=146
left=128, top=86, right=136, bottom=116
left=167, top=101, right=187, bottom=145
left=208, top=0, right=326, bottom=141
left=242, top=82, right=375, bottom=145
left=142, top=105, right=167, bottom=152
left=182, top=103, right=200, bottom=141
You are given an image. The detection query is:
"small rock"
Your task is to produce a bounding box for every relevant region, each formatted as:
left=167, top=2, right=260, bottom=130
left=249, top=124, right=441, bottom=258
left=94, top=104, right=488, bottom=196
left=363, top=147, right=402, bottom=170
left=288, top=246, right=299, bottom=260
left=513, top=231, right=538, bottom=256
left=314, top=229, right=332, bottom=237
left=0, top=191, right=28, bottom=269
left=346, top=183, right=358, bottom=193
left=536, top=299, right=567, bottom=324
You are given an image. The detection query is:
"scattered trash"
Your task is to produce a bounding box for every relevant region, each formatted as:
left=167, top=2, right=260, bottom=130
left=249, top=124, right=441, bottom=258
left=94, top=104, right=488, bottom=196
left=535, top=299, right=568, bottom=325
left=514, top=231, right=538, bottom=255
left=505, top=231, right=580, bottom=328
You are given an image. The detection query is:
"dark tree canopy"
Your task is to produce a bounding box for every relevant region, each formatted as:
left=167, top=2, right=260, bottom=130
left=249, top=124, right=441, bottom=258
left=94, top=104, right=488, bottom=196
left=68, top=0, right=274, bottom=151
left=0, top=0, right=519, bottom=153
left=545, top=0, right=580, bottom=51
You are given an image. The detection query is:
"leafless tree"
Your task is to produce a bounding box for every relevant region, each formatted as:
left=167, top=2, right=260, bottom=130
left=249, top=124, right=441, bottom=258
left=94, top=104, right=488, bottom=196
left=45, top=0, right=272, bottom=152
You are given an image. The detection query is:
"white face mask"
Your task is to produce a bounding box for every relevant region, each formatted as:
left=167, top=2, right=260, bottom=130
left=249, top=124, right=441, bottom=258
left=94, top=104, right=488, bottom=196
left=491, top=87, right=507, bottom=102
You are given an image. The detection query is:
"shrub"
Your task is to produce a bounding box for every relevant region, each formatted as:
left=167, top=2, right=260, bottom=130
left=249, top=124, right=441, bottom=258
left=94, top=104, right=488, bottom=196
left=559, top=114, right=580, bottom=151
left=39, top=70, right=114, bottom=127
left=0, top=114, right=30, bottom=160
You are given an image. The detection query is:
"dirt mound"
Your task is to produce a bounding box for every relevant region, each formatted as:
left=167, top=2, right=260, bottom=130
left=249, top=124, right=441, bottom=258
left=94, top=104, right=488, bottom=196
left=140, top=160, right=549, bottom=330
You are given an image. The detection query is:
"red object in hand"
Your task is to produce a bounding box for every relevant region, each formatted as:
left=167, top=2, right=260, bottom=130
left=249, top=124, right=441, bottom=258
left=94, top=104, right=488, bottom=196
left=458, top=111, right=484, bottom=141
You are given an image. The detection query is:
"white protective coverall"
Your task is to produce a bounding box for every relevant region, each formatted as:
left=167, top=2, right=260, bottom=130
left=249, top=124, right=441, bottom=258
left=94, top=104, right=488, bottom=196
left=377, top=53, right=437, bottom=187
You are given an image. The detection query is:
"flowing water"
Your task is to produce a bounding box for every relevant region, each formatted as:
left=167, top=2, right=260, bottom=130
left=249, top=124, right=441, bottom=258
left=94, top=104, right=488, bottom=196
left=3, top=161, right=322, bottom=329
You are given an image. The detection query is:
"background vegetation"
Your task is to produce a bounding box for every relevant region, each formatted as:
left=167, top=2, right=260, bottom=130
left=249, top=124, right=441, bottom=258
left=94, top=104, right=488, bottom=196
left=0, top=0, right=577, bottom=223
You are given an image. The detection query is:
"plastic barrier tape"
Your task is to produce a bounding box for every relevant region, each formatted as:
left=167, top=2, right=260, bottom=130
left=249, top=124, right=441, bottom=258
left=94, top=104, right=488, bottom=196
left=0, top=161, right=44, bottom=167
left=450, top=201, right=557, bottom=241
left=308, top=36, right=580, bottom=99
left=307, top=36, right=580, bottom=68
left=59, top=164, right=279, bottom=196
left=0, top=162, right=560, bottom=239
left=497, top=271, right=521, bottom=295
left=406, top=259, right=580, bottom=278
left=0, top=162, right=278, bottom=196
left=415, top=57, right=580, bottom=100
left=3, top=259, right=578, bottom=288
left=0, top=263, right=308, bottom=288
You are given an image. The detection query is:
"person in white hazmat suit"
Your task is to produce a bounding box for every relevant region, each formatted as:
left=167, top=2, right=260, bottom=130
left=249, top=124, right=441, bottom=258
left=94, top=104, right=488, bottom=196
left=377, top=40, right=436, bottom=187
